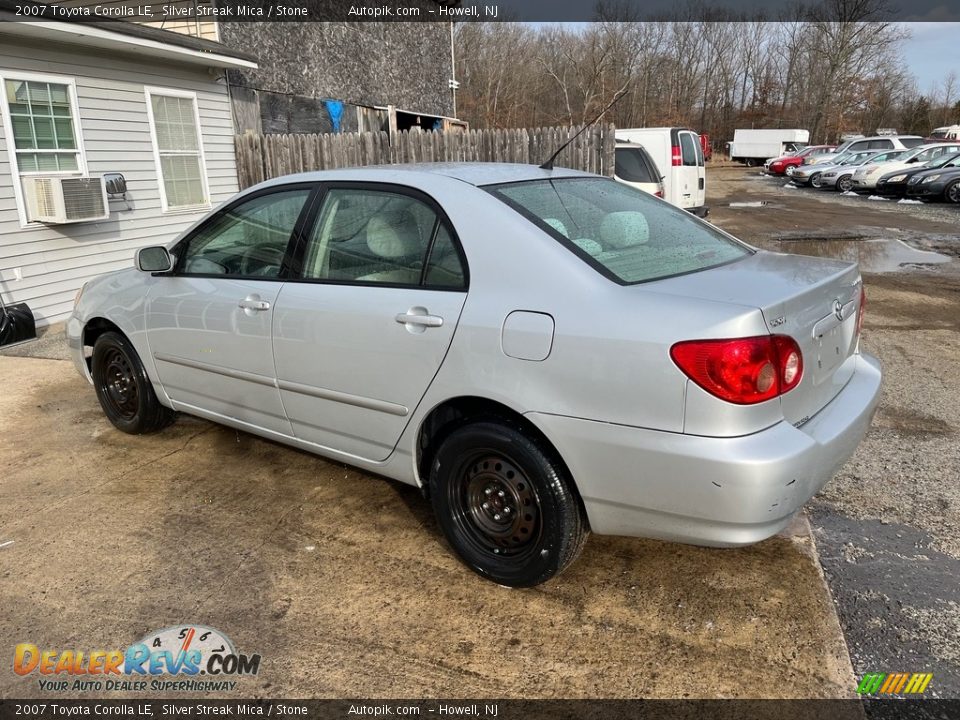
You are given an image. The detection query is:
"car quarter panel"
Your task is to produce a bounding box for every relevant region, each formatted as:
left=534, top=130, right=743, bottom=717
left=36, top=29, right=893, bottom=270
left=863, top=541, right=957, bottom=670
left=399, top=181, right=770, bottom=438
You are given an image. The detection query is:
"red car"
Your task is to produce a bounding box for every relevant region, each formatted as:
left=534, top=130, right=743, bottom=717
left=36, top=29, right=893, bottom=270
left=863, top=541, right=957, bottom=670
left=765, top=145, right=837, bottom=175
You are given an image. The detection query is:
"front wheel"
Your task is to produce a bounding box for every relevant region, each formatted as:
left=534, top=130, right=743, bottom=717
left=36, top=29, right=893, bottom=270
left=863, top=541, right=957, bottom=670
left=837, top=175, right=853, bottom=192
left=428, top=420, right=588, bottom=587
left=946, top=180, right=960, bottom=204
left=92, top=331, right=176, bottom=434
left=810, top=172, right=823, bottom=188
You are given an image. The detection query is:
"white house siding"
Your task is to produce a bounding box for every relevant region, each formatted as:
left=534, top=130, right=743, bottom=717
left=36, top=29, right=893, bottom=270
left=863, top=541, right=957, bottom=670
left=0, top=36, right=239, bottom=326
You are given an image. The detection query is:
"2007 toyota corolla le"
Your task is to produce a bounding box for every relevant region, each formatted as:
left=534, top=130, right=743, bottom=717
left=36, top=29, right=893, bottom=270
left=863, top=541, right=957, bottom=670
left=68, top=163, right=882, bottom=587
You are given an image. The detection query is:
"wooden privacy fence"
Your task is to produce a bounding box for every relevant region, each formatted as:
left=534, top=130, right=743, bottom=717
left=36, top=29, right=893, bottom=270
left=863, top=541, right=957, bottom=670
left=234, top=123, right=616, bottom=189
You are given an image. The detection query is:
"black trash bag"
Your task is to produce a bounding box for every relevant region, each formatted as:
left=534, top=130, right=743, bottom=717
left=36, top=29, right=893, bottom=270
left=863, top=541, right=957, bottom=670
left=0, top=293, right=37, bottom=347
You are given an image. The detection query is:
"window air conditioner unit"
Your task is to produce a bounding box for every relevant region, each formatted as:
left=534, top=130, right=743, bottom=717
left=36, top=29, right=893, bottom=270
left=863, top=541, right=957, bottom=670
left=23, top=176, right=110, bottom=223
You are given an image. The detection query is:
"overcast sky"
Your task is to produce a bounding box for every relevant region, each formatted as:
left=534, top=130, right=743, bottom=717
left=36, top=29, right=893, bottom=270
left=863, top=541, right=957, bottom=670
left=902, top=23, right=959, bottom=94
left=522, top=21, right=958, bottom=102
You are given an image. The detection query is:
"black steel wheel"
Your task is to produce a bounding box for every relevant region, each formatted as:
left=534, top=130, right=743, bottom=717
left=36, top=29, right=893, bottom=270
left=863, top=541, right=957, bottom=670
left=837, top=175, right=853, bottom=192
left=946, top=180, right=960, bottom=204
left=429, top=419, right=588, bottom=587
left=92, top=331, right=175, bottom=434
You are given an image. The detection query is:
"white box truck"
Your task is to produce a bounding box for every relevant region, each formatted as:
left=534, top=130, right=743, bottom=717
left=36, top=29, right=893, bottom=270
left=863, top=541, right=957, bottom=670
left=728, top=129, right=810, bottom=166
left=615, top=127, right=707, bottom=216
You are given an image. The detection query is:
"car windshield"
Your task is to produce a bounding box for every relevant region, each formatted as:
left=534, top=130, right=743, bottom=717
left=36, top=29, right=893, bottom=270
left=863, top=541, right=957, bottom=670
left=487, top=177, right=751, bottom=284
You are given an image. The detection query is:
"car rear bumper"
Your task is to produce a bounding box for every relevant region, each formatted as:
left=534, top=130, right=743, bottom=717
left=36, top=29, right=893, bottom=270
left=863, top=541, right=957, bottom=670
left=529, top=353, right=882, bottom=547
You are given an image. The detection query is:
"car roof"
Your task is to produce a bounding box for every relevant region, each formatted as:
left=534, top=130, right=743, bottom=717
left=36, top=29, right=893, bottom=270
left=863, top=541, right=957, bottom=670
left=261, top=162, right=594, bottom=189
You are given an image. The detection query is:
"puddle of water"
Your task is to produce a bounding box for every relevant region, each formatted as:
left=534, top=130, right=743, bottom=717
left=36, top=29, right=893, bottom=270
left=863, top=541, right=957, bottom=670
left=729, top=201, right=768, bottom=208
left=764, top=238, right=951, bottom=272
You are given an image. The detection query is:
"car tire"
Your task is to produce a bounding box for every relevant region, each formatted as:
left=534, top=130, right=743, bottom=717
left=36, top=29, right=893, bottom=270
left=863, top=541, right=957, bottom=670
left=428, top=419, right=588, bottom=587
left=810, top=172, right=823, bottom=188
left=837, top=175, right=853, bottom=192
left=946, top=180, right=960, bottom=204
left=92, top=331, right=176, bottom=434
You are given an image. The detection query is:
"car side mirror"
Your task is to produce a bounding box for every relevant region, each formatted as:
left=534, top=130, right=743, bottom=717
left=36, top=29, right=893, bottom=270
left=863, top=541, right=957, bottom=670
left=136, top=246, right=172, bottom=273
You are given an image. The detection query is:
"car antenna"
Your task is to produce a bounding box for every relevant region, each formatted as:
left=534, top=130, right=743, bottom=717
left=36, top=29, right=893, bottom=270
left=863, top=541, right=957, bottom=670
left=539, top=89, right=628, bottom=171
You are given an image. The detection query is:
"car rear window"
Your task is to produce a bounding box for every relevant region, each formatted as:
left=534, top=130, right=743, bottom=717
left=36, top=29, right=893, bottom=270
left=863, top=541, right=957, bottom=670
left=615, top=148, right=656, bottom=183
left=487, top=177, right=751, bottom=284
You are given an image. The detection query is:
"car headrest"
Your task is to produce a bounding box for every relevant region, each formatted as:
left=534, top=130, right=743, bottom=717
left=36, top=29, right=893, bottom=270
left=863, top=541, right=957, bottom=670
left=543, top=217, right=570, bottom=237
left=600, top=211, right=650, bottom=249
left=366, top=210, right=421, bottom=258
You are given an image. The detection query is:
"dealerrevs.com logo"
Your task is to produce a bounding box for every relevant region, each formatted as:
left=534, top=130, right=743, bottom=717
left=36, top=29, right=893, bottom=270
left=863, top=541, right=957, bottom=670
left=14, top=625, right=261, bottom=692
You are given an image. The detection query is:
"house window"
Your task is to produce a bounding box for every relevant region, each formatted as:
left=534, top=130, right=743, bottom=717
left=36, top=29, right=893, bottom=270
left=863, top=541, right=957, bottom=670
left=145, top=88, right=209, bottom=211
left=4, top=79, right=81, bottom=173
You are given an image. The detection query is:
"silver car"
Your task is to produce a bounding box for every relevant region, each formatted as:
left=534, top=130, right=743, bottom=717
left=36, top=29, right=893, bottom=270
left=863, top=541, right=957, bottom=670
left=790, top=149, right=880, bottom=187
left=68, top=164, right=882, bottom=587
left=820, top=150, right=906, bottom=191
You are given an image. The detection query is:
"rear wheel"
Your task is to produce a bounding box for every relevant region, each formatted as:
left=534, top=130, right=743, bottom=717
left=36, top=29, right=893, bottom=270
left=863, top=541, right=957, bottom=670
left=810, top=172, right=824, bottom=188
left=92, top=331, right=175, bottom=434
left=837, top=175, right=853, bottom=192
left=428, top=420, right=588, bottom=587
left=946, top=180, right=960, bottom=204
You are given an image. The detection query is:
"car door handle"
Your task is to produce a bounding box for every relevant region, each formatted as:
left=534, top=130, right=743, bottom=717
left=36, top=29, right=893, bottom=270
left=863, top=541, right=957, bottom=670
left=395, top=312, right=443, bottom=328
left=239, top=297, right=270, bottom=311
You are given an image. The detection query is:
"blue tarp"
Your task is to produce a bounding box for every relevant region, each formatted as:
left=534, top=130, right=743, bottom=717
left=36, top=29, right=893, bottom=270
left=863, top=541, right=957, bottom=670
left=324, top=100, right=344, bottom=133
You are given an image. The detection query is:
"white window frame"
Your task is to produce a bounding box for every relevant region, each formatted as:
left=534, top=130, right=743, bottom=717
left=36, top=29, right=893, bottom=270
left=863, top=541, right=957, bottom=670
left=0, top=70, right=89, bottom=228
left=144, top=85, right=210, bottom=214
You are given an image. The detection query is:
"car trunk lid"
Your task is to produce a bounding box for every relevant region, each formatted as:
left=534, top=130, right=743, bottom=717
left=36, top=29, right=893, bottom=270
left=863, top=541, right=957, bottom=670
left=647, top=250, right=862, bottom=425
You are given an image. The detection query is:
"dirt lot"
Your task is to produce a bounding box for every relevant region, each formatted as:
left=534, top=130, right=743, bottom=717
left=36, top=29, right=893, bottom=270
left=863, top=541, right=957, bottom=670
left=0, top=354, right=854, bottom=700
left=0, top=165, right=957, bottom=702
left=709, top=164, right=960, bottom=698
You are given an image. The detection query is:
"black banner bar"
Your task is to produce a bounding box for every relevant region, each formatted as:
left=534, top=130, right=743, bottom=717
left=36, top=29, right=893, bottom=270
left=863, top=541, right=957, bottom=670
left=2, top=0, right=960, bottom=23
left=0, top=700, right=958, bottom=720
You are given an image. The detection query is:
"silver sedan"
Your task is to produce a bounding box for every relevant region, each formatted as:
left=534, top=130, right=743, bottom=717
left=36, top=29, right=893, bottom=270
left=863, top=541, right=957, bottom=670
left=68, top=164, right=881, bottom=587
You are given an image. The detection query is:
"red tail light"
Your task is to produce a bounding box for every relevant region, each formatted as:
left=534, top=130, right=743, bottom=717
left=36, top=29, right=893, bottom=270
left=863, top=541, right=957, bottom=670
left=856, top=286, right=866, bottom=337
left=655, top=190, right=664, bottom=198
left=671, top=145, right=682, bottom=166
left=670, top=335, right=803, bottom=405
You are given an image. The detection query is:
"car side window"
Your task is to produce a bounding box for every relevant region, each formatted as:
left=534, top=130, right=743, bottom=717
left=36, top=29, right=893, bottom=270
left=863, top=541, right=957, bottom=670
left=424, top=224, right=466, bottom=289
left=177, top=189, right=310, bottom=277
left=849, top=141, right=868, bottom=151
left=301, top=187, right=465, bottom=288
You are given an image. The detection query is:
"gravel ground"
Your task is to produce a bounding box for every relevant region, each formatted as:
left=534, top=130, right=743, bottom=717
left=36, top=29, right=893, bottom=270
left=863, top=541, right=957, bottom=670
left=709, top=164, right=960, bottom=700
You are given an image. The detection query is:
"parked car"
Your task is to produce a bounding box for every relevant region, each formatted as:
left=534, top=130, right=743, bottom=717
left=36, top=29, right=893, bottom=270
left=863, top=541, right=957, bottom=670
left=876, top=151, right=960, bottom=198
left=614, top=142, right=665, bottom=198
left=789, top=149, right=880, bottom=187
left=67, top=164, right=881, bottom=587
left=729, top=128, right=809, bottom=166
left=806, top=135, right=925, bottom=166
left=821, top=149, right=907, bottom=192
left=700, top=133, right=713, bottom=162
left=617, top=128, right=707, bottom=215
left=905, top=158, right=960, bottom=203
left=850, top=143, right=960, bottom=193
left=765, top=145, right=837, bottom=175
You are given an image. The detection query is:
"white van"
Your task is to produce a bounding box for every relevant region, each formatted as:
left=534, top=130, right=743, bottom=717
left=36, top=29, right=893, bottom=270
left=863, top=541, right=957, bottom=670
left=615, top=128, right=707, bottom=216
